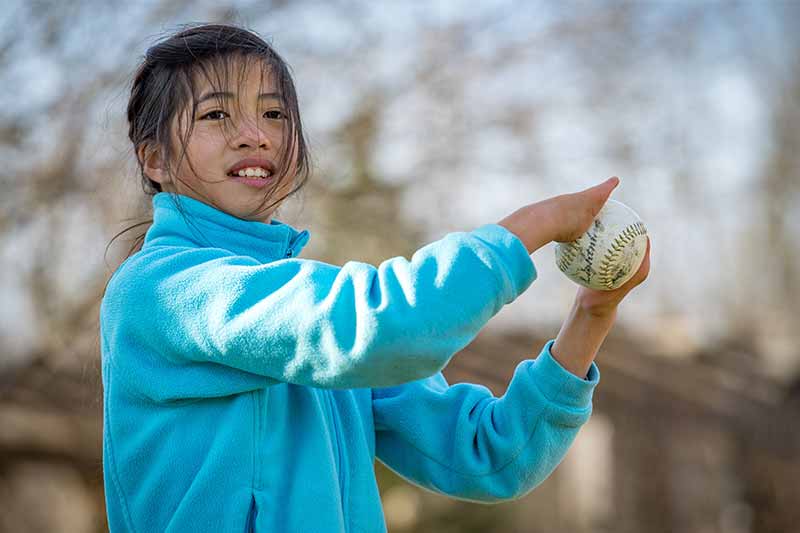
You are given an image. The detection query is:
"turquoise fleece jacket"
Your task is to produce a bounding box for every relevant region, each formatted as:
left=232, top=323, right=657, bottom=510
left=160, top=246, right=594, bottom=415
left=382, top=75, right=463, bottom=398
left=100, top=192, right=600, bottom=533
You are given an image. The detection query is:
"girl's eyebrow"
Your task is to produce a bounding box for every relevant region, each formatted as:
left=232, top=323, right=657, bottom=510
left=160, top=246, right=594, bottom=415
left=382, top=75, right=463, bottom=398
left=195, top=91, right=283, bottom=105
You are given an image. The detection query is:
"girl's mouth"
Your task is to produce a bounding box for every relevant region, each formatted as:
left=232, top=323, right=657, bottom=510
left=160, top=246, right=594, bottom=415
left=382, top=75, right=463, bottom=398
left=227, top=165, right=275, bottom=188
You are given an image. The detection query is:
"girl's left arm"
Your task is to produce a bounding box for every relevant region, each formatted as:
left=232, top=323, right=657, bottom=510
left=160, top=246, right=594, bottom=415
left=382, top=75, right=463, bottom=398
left=373, top=238, right=649, bottom=502
left=372, top=338, right=599, bottom=503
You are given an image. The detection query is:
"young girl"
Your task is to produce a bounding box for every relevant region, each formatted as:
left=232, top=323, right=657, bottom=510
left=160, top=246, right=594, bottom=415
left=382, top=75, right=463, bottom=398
left=100, top=23, right=650, bottom=533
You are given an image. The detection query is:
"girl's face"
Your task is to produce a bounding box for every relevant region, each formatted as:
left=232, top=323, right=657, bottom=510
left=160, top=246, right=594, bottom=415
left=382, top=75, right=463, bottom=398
left=144, top=59, right=298, bottom=223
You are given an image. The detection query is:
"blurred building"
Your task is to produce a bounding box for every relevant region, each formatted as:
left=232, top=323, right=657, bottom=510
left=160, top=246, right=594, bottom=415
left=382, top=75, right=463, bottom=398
left=438, top=329, right=800, bottom=533
left=1, top=322, right=798, bottom=533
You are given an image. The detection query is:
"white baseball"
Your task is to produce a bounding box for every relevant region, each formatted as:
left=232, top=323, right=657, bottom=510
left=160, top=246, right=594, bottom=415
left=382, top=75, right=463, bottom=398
left=554, top=199, right=648, bottom=291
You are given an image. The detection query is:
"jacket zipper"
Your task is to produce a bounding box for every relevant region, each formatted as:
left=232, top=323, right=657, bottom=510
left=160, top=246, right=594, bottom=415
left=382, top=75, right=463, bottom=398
left=253, top=390, right=262, bottom=491
left=324, top=391, right=348, bottom=530
left=285, top=230, right=310, bottom=258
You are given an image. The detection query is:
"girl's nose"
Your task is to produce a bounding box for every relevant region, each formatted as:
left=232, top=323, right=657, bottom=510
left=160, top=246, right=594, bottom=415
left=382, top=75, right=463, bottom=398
left=231, top=119, right=272, bottom=149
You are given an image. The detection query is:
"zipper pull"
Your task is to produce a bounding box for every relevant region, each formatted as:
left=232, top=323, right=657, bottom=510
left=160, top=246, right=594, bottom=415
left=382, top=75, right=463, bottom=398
left=285, top=230, right=310, bottom=258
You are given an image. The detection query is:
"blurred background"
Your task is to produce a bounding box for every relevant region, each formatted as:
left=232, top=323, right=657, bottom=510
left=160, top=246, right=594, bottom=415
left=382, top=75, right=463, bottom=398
left=1, top=0, right=798, bottom=532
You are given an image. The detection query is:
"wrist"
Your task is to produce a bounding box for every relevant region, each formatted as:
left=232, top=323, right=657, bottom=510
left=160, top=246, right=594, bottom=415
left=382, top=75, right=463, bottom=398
left=552, top=301, right=616, bottom=379
left=576, top=292, right=620, bottom=319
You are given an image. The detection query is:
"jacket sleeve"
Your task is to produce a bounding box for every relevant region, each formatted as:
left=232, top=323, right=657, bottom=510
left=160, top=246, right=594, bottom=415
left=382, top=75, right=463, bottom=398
left=100, top=224, right=536, bottom=398
left=371, top=339, right=599, bottom=503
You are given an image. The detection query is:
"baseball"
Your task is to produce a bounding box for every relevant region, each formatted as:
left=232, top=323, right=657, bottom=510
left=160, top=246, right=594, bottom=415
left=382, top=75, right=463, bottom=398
left=554, top=199, right=648, bottom=291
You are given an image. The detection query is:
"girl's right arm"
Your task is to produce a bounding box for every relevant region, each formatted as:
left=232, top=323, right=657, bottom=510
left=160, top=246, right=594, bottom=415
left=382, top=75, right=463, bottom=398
left=101, top=223, right=536, bottom=397
left=101, top=177, right=618, bottom=400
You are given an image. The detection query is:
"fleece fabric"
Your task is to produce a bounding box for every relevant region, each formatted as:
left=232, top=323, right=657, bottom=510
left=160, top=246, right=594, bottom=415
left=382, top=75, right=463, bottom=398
left=100, top=192, right=600, bottom=533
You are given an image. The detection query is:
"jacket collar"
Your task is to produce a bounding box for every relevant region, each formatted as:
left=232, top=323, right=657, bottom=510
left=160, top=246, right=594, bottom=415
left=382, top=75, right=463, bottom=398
left=143, top=192, right=311, bottom=263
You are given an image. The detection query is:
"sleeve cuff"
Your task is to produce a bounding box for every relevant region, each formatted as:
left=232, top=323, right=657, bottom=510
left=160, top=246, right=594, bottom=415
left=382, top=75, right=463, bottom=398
left=528, top=339, right=600, bottom=408
left=469, top=223, right=537, bottom=298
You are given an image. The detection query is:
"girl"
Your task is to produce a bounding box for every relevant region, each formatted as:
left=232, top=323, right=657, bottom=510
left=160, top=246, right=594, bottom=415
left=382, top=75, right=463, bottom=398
left=100, top=23, right=650, bottom=533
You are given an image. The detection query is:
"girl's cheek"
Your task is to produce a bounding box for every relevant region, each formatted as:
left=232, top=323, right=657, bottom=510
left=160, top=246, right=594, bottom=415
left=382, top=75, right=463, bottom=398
left=193, top=127, right=221, bottom=141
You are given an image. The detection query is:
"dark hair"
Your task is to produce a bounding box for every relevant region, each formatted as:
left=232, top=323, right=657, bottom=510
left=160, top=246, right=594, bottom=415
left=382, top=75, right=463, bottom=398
left=105, top=22, right=312, bottom=266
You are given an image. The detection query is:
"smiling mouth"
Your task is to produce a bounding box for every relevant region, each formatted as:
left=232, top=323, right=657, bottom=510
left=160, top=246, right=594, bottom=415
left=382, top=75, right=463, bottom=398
left=228, top=169, right=274, bottom=179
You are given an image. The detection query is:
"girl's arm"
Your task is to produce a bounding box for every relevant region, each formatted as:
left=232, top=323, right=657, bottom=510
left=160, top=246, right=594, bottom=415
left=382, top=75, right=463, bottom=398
left=372, top=339, right=598, bottom=503
left=101, top=224, right=536, bottom=399
left=372, top=238, right=650, bottom=502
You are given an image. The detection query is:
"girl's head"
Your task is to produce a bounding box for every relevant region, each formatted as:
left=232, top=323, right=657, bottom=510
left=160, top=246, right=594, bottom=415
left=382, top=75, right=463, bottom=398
left=127, top=23, right=311, bottom=223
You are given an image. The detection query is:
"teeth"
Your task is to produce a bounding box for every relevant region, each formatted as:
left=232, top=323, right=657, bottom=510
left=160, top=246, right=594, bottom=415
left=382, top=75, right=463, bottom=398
left=234, top=167, right=271, bottom=178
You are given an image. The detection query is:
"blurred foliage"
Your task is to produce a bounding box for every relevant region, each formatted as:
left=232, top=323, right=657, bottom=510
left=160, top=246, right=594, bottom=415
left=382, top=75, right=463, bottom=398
left=1, top=1, right=799, bottom=532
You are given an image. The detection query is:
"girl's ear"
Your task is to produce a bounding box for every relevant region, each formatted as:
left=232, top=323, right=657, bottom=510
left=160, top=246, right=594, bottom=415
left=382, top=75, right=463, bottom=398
left=138, top=142, right=170, bottom=185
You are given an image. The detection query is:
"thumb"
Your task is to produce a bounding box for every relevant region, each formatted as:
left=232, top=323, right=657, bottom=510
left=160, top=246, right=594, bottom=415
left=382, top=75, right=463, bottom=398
left=598, top=176, right=620, bottom=193
left=590, top=176, right=619, bottom=213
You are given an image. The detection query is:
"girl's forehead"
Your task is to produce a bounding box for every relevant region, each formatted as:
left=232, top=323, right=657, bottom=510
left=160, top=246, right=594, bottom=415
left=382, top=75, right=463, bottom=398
left=191, top=58, right=277, bottom=95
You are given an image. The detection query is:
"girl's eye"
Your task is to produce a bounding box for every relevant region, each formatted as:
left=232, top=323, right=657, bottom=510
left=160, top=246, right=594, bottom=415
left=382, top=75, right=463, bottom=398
left=199, top=110, right=285, bottom=121
left=200, top=110, right=229, bottom=121
left=265, top=110, right=286, bottom=120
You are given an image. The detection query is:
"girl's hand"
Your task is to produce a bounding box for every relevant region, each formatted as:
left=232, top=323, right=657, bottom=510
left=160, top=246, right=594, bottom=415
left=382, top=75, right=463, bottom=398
left=550, top=237, right=650, bottom=378
left=576, top=236, right=651, bottom=316
left=497, top=177, right=620, bottom=254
